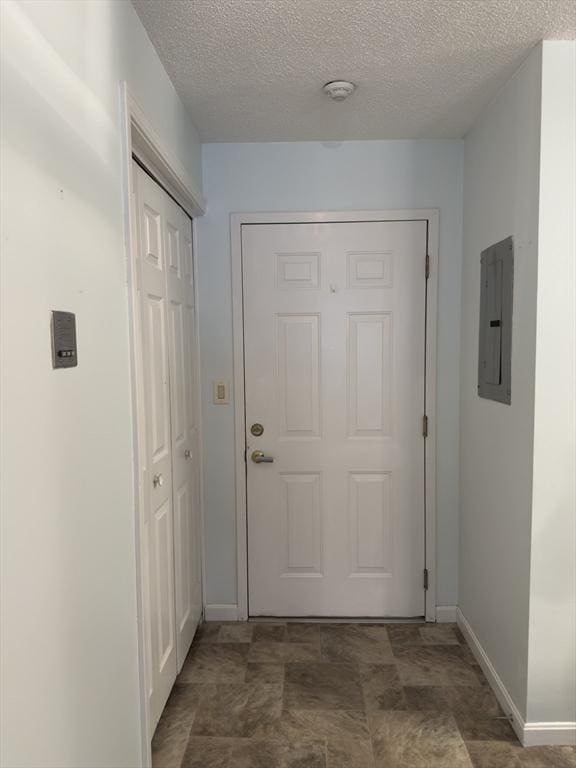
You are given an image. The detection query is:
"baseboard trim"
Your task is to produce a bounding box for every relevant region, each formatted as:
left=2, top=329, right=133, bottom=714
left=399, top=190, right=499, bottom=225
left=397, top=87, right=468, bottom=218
left=204, top=604, right=240, bottom=621
left=522, top=722, right=576, bottom=747
left=436, top=605, right=457, bottom=622
left=456, top=608, right=576, bottom=747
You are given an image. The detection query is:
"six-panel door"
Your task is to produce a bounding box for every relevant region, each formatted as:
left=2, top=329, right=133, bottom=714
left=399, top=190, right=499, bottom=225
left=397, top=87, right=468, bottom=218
left=243, top=221, right=427, bottom=617
left=134, top=164, right=201, bottom=732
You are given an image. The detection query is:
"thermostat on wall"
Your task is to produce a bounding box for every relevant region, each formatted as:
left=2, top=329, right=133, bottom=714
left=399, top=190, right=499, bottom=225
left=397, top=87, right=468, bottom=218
left=51, top=311, right=78, bottom=369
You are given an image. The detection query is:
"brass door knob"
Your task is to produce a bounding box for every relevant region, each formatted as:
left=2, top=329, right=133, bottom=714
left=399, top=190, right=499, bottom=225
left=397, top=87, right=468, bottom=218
left=251, top=450, right=274, bottom=464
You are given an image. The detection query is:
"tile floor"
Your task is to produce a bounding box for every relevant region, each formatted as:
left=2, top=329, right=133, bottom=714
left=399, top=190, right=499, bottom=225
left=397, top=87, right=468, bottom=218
left=152, top=622, right=576, bottom=768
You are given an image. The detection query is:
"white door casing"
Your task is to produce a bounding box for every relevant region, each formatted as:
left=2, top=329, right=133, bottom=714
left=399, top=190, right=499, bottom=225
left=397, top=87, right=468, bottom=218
left=242, top=219, right=429, bottom=618
left=133, top=163, right=201, bottom=732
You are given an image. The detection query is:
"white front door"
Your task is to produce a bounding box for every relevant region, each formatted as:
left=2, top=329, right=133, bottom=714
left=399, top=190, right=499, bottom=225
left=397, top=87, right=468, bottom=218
left=243, top=220, right=427, bottom=617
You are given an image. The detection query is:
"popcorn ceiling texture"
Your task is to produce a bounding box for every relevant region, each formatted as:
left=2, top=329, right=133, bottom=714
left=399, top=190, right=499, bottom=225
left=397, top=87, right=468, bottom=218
left=133, top=0, right=575, bottom=142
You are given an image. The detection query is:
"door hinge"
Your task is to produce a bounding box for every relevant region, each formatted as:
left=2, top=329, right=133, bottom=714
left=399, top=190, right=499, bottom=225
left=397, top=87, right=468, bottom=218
left=425, top=254, right=430, bottom=279
left=422, top=414, right=428, bottom=438
left=423, top=568, right=429, bottom=591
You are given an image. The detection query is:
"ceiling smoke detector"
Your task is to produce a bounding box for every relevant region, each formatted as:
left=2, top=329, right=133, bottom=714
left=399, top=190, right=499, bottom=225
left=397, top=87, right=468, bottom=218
left=323, top=80, right=356, bottom=101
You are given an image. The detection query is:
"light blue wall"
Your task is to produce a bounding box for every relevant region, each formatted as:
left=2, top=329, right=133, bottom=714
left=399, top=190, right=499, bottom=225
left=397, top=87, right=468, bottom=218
left=197, top=140, right=463, bottom=609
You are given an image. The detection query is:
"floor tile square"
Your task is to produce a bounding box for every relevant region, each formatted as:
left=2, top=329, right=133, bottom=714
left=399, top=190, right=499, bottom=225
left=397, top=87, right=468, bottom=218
left=151, top=705, right=195, bottom=768
left=394, top=646, right=481, bottom=686
left=230, top=739, right=326, bottom=768
left=190, top=682, right=282, bottom=738
left=180, top=643, right=249, bottom=683
left=386, top=624, right=427, bottom=649
left=327, top=738, right=374, bottom=767
left=218, top=623, right=254, bottom=643
left=250, top=708, right=368, bottom=742
left=360, top=663, right=406, bottom=710
left=465, top=740, right=523, bottom=768
left=284, top=662, right=364, bottom=710
left=456, top=715, right=520, bottom=743
left=251, top=623, right=287, bottom=643
left=419, top=625, right=461, bottom=645
left=320, top=625, right=393, bottom=663
left=286, top=623, right=321, bottom=644
left=180, top=737, right=234, bottom=768
left=248, top=641, right=319, bottom=663
left=245, top=662, right=285, bottom=684
left=193, top=622, right=222, bottom=644
left=403, top=685, right=502, bottom=717
left=369, top=710, right=473, bottom=767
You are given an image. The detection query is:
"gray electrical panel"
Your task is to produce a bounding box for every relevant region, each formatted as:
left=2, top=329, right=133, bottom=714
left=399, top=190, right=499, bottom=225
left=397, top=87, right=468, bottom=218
left=51, top=311, right=78, bottom=369
left=478, top=236, right=513, bottom=404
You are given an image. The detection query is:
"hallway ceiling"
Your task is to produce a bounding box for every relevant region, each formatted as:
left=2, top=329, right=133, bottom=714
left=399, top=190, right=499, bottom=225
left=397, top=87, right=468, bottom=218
left=133, top=0, right=576, bottom=142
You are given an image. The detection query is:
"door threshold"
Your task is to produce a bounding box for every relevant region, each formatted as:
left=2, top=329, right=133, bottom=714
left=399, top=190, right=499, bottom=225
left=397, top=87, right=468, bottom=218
left=248, top=616, right=426, bottom=624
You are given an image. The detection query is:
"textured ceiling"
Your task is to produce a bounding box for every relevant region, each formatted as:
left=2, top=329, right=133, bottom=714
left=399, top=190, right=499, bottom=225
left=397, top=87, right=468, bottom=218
left=133, top=0, right=576, bottom=142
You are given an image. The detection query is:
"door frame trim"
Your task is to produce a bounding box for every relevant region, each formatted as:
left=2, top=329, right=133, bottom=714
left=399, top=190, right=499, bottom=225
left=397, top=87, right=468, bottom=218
left=231, top=209, right=439, bottom=623
left=119, top=83, right=206, bottom=765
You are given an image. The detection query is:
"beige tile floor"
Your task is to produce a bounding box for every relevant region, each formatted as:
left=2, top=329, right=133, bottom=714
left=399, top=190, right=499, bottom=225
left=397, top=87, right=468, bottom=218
left=152, top=622, right=576, bottom=768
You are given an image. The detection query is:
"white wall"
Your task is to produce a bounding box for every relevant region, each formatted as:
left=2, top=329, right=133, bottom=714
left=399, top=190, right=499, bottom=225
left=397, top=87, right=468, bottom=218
left=197, top=140, right=463, bottom=609
left=460, top=41, right=576, bottom=734
left=0, top=2, right=202, bottom=766
left=527, top=41, right=576, bottom=726
left=459, top=45, right=542, bottom=722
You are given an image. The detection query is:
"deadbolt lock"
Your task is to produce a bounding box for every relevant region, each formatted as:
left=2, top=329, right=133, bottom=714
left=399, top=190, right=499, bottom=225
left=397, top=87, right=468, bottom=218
left=250, top=423, right=264, bottom=437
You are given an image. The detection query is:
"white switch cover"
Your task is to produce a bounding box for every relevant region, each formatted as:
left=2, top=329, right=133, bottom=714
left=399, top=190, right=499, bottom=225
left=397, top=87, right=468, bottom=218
left=213, top=380, right=230, bottom=404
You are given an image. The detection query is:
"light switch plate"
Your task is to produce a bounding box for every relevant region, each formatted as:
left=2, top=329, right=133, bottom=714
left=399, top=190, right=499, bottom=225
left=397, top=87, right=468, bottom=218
left=213, top=380, right=230, bottom=404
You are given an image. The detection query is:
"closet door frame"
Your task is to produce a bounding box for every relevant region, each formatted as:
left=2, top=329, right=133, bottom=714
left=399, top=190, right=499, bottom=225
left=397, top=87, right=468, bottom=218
left=120, top=84, right=206, bottom=767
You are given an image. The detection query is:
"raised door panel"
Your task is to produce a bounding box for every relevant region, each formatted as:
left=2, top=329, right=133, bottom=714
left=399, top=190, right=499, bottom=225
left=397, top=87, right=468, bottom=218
left=168, top=299, right=188, bottom=451
left=143, top=204, right=163, bottom=271
left=277, top=314, right=321, bottom=438
left=348, top=473, right=392, bottom=577
left=153, top=499, right=176, bottom=671
left=279, top=473, right=323, bottom=577
left=347, top=313, right=392, bottom=437
left=276, top=252, right=321, bottom=290
left=348, top=251, right=393, bottom=289
left=173, top=482, right=192, bottom=634
left=145, top=294, right=171, bottom=463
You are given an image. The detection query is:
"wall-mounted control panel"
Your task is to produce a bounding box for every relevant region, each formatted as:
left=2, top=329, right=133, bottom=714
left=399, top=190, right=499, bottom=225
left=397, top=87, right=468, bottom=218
left=213, top=380, right=230, bottom=404
left=51, top=311, right=78, bottom=369
left=478, top=236, right=513, bottom=404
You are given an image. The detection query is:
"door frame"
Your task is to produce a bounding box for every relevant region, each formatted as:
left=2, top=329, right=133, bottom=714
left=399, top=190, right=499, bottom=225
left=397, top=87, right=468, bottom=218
left=231, top=209, right=439, bottom=623
left=119, top=83, right=206, bottom=765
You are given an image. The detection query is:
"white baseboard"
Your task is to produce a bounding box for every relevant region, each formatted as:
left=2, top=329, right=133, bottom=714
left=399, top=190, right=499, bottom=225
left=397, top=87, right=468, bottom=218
left=456, top=608, right=576, bottom=747
left=204, top=604, right=240, bottom=621
left=522, top=722, right=576, bottom=747
left=436, top=605, right=457, bottom=623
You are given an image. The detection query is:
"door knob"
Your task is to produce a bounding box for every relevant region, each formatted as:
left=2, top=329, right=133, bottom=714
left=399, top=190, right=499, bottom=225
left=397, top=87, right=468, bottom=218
left=152, top=473, right=164, bottom=488
left=251, top=450, right=274, bottom=464
left=184, top=449, right=192, bottom=459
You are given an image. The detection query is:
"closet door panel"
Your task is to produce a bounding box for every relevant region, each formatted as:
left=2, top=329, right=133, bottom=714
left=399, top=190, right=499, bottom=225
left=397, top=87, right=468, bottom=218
left=165, top=199, right=202, bottom=670
left=134, top=165, right=177, bottom=732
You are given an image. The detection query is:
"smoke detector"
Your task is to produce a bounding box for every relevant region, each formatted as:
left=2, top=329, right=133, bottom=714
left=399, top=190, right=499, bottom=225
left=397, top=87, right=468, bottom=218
left=323, top=80, right=356, bottom=101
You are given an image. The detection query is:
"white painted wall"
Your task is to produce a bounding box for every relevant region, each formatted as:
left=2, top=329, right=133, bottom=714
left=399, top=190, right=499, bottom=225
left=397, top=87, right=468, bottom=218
left=0, top=2, right=202, bottom=766
left=527, top=41, right=576, bottom=726
left=460, top=41, right=576, bottom=732
left=197, top=140, right=463, bottom=609
left=459, top=45, right=542, bottom=722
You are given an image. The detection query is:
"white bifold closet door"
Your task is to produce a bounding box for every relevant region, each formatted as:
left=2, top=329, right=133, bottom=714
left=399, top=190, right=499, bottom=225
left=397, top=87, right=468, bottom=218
left=133, top=162, right=202, bottom=732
